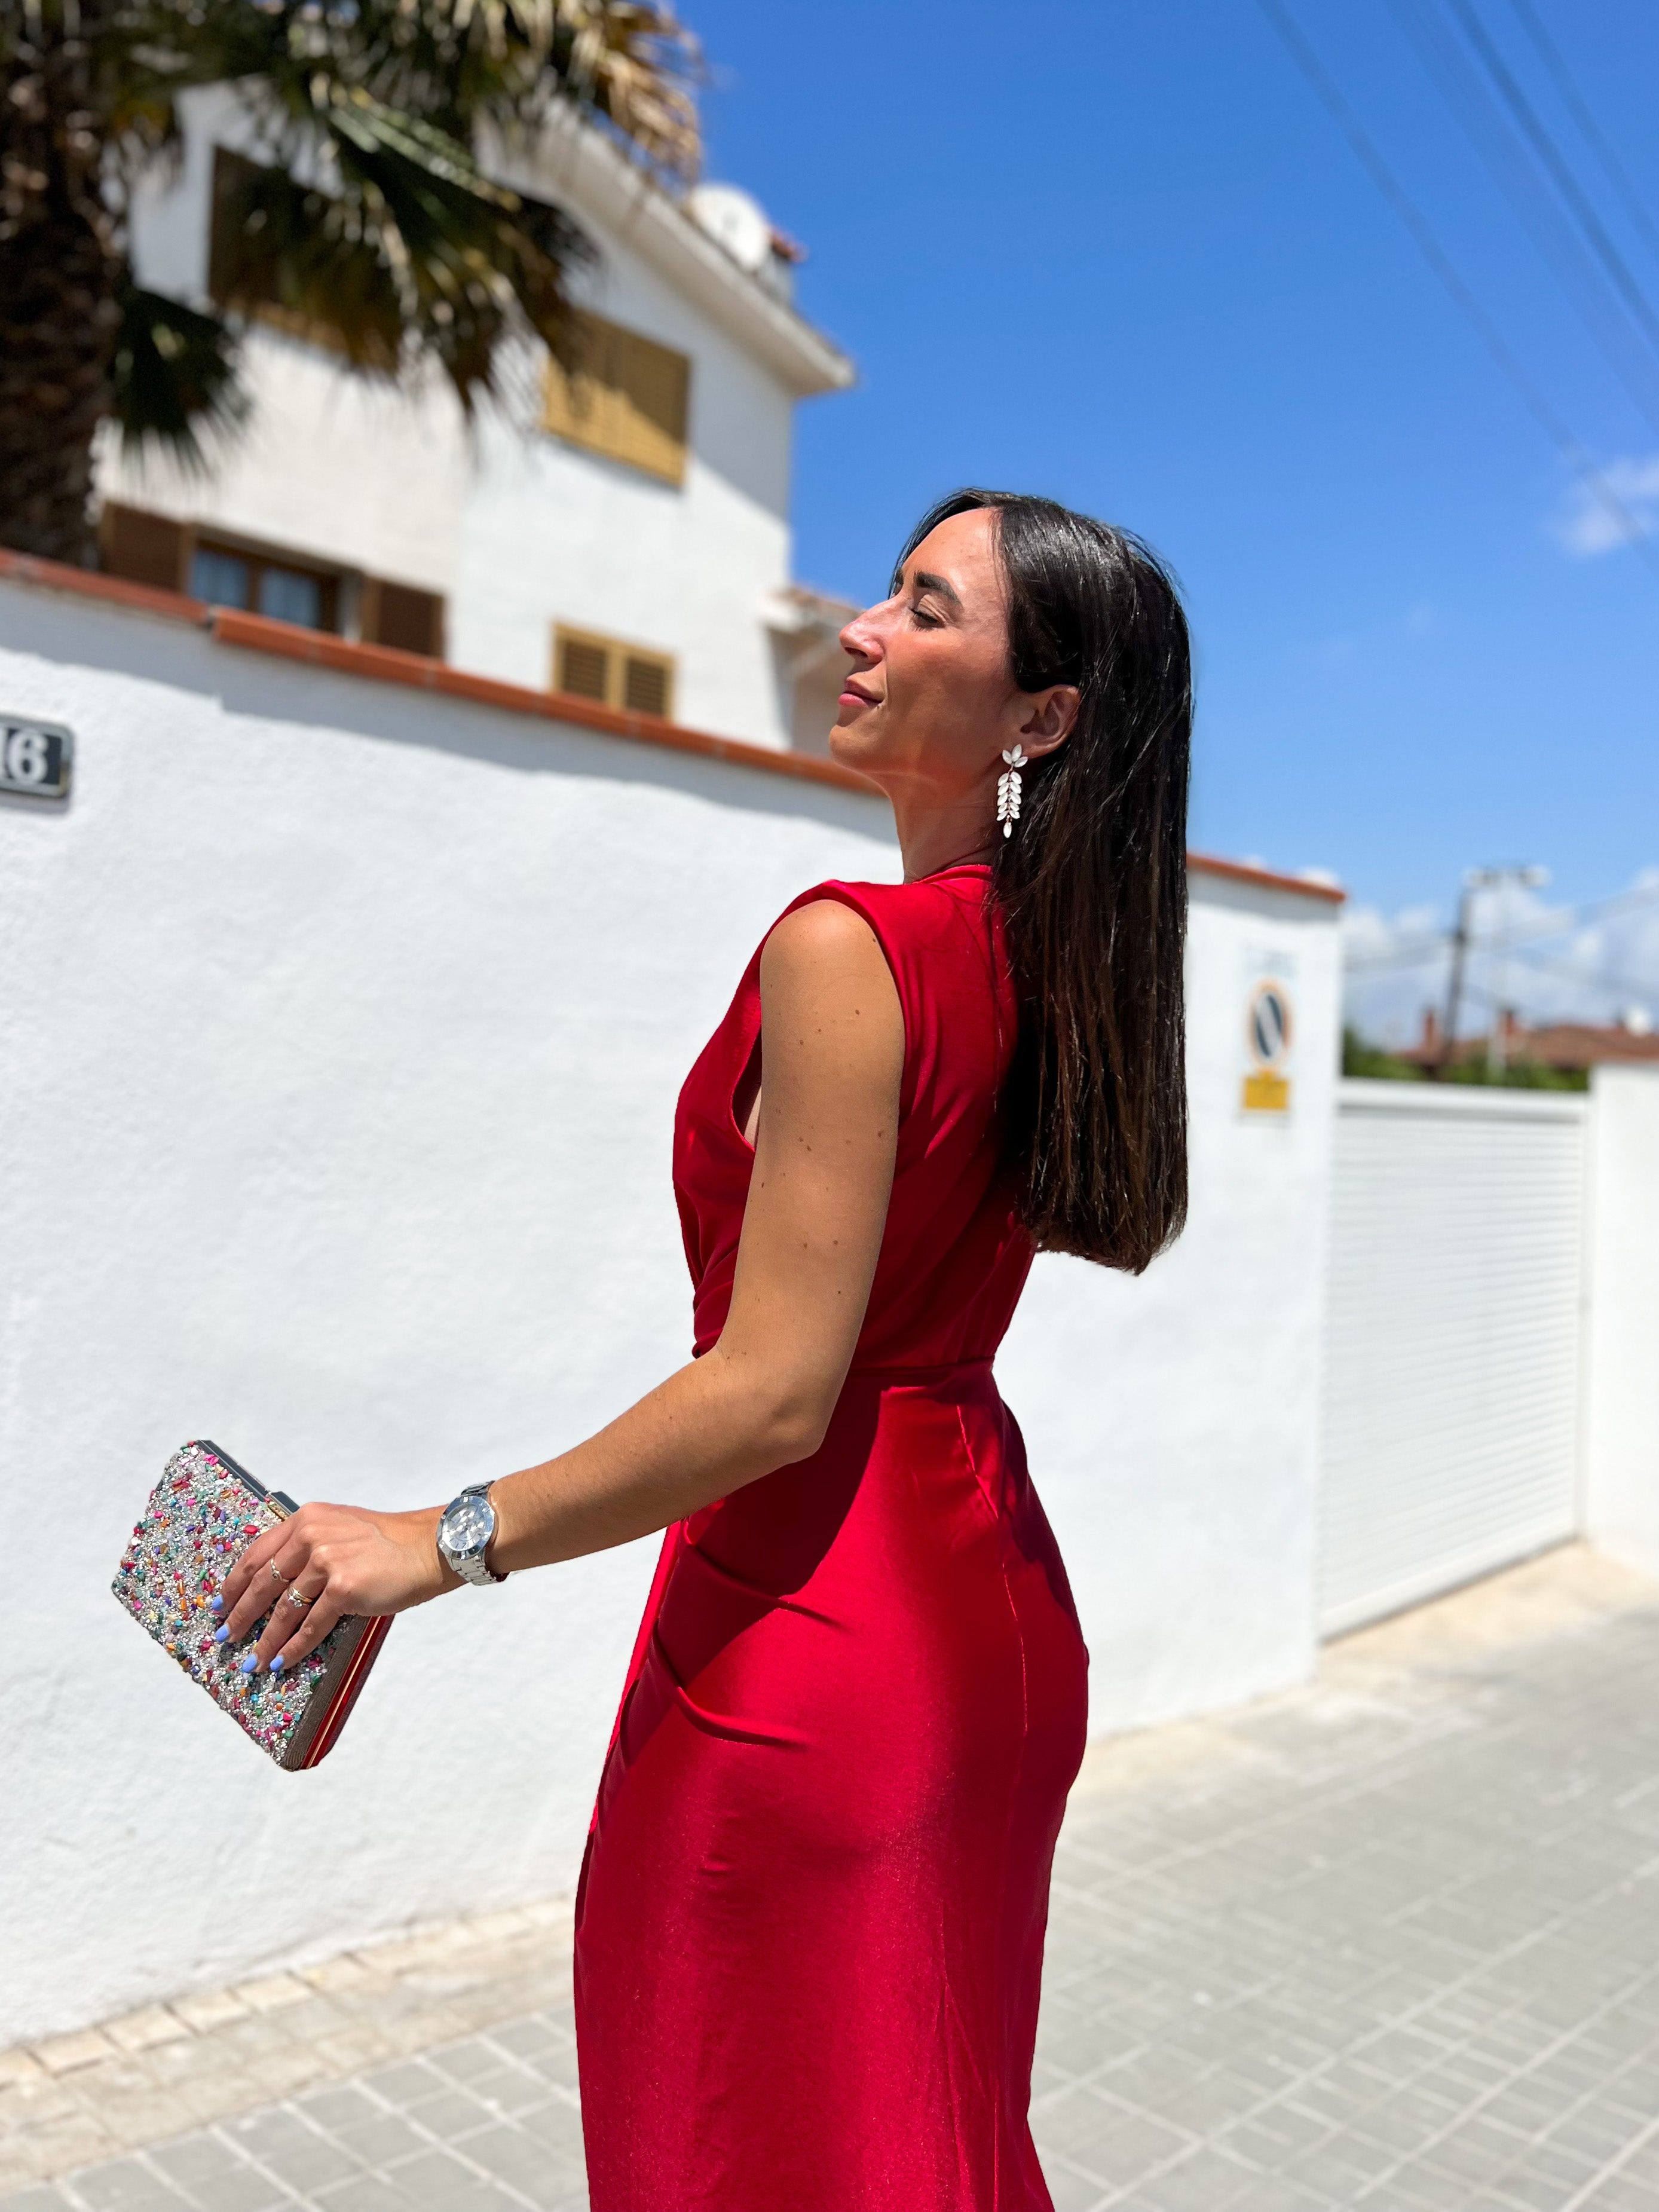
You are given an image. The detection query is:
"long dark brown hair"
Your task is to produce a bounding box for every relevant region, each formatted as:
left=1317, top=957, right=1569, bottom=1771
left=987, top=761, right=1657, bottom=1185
left=895, top=490, right=1192, bottom=1273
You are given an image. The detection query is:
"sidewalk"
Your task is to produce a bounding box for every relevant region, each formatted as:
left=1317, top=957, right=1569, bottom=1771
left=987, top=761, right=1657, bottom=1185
left=7, top=1544, right=1659, bottom=2212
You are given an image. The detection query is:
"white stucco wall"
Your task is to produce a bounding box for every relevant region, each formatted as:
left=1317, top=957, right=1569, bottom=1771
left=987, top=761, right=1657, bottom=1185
left=0, top=580, right=1341, bottom=2043
left=1000, top=879, right=1343, bottom=1731
left=1584, top=1069, right=1659, bottom=1577
left=109, top=90, right=827, bottom=748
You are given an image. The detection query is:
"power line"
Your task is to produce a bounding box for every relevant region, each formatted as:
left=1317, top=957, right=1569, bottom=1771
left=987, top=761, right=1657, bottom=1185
left=1343, top=878, right=1659, bottom=972
left=1507, top=944, right=1659, bottom=1004
left=1502, top=0, right=1659, bottom=275
left=1251, top=0, right=1659, bottom=577
left=1447, top=0, right=1659, bottom=373
left=1383, top=0, right=1659, bottom=443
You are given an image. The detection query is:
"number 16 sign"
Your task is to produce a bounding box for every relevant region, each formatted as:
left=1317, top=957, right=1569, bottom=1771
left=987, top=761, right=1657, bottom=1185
left=0, top=717, right=73, bottom=801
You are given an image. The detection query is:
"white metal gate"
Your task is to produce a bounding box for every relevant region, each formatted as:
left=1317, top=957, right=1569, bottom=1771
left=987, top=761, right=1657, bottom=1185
left=1317, top=1079, right=1588, bottom=1635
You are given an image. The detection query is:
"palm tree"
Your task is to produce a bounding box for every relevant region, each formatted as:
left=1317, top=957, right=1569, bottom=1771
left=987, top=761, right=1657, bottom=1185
left=0, top=0, right=698, bottom=566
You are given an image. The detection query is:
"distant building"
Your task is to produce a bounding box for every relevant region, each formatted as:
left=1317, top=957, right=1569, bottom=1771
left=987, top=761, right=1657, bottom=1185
left=96, top=90, right=854, bottom=751
left=1404, top=1006, right=1659, bottom=1073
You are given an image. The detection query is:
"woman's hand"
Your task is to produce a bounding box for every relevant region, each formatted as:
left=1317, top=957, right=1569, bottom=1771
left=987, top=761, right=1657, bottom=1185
left=213, top=1502, right=454, bottom=1676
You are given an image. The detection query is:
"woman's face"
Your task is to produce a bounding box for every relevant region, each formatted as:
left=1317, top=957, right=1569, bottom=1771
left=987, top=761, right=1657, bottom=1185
left=828, top=507, right=1076, bottom=810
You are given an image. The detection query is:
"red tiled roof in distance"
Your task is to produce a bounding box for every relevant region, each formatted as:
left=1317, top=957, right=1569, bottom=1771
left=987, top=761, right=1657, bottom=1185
left=1403, top=1024, right=1659, bottom=1073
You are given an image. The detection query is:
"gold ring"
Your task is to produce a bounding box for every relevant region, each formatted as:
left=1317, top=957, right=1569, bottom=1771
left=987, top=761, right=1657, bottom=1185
left=283, top=1587, right=314, bottom=1611
left=268, top=1559, right=289, bottom=1586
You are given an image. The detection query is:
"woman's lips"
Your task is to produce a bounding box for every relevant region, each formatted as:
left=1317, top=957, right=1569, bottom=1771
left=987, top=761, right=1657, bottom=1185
left=840, top=682, right=879, bottom=708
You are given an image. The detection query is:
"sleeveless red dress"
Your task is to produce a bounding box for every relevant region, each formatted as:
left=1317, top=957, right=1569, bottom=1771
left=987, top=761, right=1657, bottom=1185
left=573, top=865, right=1089, bottom=2210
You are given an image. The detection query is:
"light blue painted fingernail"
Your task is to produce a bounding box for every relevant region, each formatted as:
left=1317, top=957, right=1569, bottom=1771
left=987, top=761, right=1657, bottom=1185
left=270, top=1654, right=284, bottom=1673
left=209, top=1596, right=224, bottom=1613
left=214, top=1624, right=231, bottom=1643
left=240, top=1653, right=259, bottom=1675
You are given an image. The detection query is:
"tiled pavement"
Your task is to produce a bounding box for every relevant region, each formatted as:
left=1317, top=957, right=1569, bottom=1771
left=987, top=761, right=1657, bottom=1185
left=8, top=1546, right=1659, bottom=2212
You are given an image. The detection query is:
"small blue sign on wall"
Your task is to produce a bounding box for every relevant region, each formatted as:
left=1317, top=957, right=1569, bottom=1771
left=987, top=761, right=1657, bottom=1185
left=0, top=716, right=73, bottom=801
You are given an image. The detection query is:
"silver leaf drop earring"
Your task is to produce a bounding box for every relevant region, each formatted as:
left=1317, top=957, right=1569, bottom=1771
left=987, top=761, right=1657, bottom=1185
left=997, top=745, right=1027, bottom=839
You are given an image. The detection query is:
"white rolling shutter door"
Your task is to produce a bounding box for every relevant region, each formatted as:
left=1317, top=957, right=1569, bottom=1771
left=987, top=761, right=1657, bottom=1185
left=1317, top=1081, right=1587, bottom=1635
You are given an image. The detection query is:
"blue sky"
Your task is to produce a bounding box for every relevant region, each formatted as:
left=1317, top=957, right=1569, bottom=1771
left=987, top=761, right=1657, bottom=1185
left=689, top=0, right=1659, bottom=1033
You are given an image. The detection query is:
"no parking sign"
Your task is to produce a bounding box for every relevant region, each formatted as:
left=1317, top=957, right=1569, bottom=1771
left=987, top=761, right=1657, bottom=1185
left=1241, top=957, right=1296, bottom=1116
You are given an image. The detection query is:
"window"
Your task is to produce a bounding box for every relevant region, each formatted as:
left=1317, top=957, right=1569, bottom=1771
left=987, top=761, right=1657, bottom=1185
left=98, top=502, right=446, bottom=656
left=542, top=311, right=691, bottom=487
left=553, top=626, right=676, bottom=721
left=188, top=538, right=338, bottom=634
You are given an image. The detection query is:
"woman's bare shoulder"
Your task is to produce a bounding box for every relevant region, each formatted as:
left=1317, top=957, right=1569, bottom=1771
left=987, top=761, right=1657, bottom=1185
left=759, top=897, right=903, bottom=1057
left=764, top=892, right=884, bottom=966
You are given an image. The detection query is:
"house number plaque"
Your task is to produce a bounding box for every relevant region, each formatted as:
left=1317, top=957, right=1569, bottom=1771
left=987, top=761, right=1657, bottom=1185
left=0, top=716, right=73, bottom=801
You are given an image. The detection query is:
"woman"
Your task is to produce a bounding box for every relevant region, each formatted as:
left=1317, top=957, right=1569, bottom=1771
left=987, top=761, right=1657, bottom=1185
left=216, top=488, right=1192, bottom=2210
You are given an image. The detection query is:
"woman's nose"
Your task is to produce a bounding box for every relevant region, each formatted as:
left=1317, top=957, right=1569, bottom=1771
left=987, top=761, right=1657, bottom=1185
left=839, top=609, right=880, bottom=661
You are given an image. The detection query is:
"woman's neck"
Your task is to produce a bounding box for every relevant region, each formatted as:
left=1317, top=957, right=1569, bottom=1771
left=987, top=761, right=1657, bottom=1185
left=892, top=794, right=995, bottom=883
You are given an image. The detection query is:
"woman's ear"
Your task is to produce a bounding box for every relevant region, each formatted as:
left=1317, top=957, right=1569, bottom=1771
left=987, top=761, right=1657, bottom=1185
left=1019, top=686, right=1081, bottom=757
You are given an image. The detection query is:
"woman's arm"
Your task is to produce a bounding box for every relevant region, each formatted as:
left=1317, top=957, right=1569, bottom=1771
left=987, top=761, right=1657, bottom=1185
left=215, top=898, right=904, bottom=1672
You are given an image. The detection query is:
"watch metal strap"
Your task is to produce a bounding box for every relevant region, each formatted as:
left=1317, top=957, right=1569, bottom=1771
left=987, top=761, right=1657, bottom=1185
left=444, top=1482, right=506, bottom=1585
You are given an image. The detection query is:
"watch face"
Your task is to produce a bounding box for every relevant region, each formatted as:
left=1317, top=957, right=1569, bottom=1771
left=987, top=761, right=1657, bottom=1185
left=444, top=1494, right=494, bottom=1555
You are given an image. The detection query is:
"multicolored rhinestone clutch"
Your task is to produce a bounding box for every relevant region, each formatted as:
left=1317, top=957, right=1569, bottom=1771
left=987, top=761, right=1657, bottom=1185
left=112, top=1440, right=392, bottom=1770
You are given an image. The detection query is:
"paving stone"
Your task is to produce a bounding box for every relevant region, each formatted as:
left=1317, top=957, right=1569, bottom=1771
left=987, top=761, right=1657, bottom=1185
left=308, top=2183, right=417, bottom=2212
left=423, top=2044, right=500, bottom=2088
left=170, top=2161, right=289, bottom=2212
left=389, top=2089, right=486, bottom=2140
left=376, top=2149, right=486, bottom=2208
left=512, top=2102, right=584, bottom=2162
left=450, top=2126, right=550, bottom=2195
left=485, top=2024, right=558, bottom=2066
left=327, top=2118, right=425, bottom=2174
left=1037, top=2159, right=1109, bottom=2212
left=28, top=2042, right=113, bottom=2082
left=292, top=2091, right=382, bottom=2137
left=164, top=1994, right=246, bottom=2037
left=59, top=2161, right=178, bottom=2211
left=352, top=2067, right=445, bottom=2113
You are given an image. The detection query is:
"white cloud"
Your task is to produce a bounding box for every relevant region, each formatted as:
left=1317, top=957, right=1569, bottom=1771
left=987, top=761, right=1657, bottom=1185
left=1556, top=454, right=1659, bottom=558
left=1343, top=869, right=1659, bottom=1048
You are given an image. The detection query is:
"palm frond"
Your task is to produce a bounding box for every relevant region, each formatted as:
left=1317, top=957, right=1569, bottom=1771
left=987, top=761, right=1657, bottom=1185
left=111, top=282, right=248, bottom=465
left=212, top=99, right=593, bottom=413
left=106, top=0, right=700, bottom=183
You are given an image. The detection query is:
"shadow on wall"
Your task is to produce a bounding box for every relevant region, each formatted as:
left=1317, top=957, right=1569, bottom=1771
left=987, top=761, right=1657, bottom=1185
left=1, top=585, right=894, bottom=845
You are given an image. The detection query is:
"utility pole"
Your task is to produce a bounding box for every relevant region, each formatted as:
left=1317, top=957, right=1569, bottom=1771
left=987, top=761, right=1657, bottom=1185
left=1437, top=864, right=1550, bottom=1079
left=1437, top=880, right=1475, bottom=1079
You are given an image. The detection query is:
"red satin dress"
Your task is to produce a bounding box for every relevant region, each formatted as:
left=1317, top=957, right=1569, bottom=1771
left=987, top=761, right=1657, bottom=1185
left=573, top=864, right=1089, bottom=2211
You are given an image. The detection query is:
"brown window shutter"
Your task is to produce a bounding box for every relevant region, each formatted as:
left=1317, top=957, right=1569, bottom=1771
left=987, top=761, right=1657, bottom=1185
left=100, top=504, right=188, bottom=592
left=622, top=654, right=671, bottom=719
left=365, top=580, right=445, bottom=659
left=542, top=310, right=689, bottom=487
left=558, top=635, right=612, bottom=702
left=616, top=331, right=690, bottom=480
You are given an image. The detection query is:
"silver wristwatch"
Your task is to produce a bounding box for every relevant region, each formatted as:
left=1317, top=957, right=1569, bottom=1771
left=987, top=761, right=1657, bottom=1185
left=436, top=1482, right=506, bottom=1587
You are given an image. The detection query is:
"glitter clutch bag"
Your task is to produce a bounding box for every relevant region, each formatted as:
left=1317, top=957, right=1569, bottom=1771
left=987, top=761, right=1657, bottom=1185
left=113, top=1440, right=393, bottom=1769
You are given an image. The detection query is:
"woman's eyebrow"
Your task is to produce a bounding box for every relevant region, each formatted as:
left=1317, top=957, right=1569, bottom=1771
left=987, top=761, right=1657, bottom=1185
left=910, top=568, right=962, bottom=606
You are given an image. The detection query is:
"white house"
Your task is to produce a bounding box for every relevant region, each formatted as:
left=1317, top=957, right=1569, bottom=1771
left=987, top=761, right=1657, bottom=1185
left=98, top=91, right=855, bottom=752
